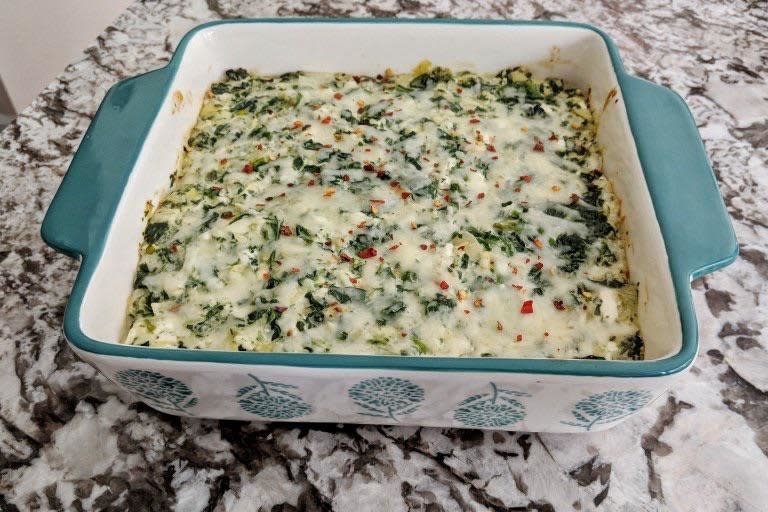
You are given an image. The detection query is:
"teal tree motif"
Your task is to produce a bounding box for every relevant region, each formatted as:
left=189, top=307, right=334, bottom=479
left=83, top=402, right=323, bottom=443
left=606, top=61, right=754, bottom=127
left=453, top=383, right=530, bottom=428
left=349, top=377, right=424, bottom=421
left=115, top=369, right=198, bottom=414
left=561, top=390, right=654, bottom=431
left=237, top=374, right=312, bottom=420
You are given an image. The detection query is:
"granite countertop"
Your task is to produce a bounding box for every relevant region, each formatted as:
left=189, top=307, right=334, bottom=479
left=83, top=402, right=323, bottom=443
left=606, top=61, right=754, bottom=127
left=1, top=1, right=766, bottom=510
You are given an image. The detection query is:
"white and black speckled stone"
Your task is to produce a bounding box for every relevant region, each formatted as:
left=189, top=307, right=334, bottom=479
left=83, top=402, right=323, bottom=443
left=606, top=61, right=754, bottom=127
left=1, top=1, right=766, bottom=510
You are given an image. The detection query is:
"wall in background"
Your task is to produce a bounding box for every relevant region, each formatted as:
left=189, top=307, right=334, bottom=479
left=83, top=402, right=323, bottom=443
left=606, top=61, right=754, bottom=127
left=0, top=76, right=14, bottom=123
left=0, top=0, right=132, bottom=114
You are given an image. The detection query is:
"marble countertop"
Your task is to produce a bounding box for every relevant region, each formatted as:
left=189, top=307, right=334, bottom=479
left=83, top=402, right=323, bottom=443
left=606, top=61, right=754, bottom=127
left=1, top=1, right=766, bottom=510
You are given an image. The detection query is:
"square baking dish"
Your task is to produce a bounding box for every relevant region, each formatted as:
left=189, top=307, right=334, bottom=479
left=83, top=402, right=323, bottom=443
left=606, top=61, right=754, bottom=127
left=42, top=19, right=737, bottom=431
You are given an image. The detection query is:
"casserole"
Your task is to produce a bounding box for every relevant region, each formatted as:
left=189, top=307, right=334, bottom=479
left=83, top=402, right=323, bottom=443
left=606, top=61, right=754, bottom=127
left=127, top=66, right=643, bottom=360
left=41, top=19, right=737, bottom=431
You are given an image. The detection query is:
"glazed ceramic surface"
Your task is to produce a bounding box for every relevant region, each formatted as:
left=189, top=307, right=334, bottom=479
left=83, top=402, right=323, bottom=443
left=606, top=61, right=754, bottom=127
left=41, top=19, right=736, bottom=432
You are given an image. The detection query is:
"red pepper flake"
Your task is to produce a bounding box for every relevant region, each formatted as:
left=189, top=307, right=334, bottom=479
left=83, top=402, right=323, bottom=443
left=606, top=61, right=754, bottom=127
left=221, top=211, right=234, bottom=220
left=210, top=186, right=222, bottom=192
left=363, top=163, right=375, bottom=173
left=439, top=280, right=449, bottom=290
left=520, top=175, right=532, bottom=183
left=486, top=144, right=497, bottom=153
left=369, top=199, right=385, bottom=205
left=469, top=118, right=481, bottom=124
left=533, top=239, right=544, bottom=249
left=291, top=267, right=301, bottom=273
left=511, top=284, right=523, bottom=290
left=342, top=174, right=350, bottom=182
left=169, top=244, right=178, bottom=253
left=333, top=92, right=343, bottom=100
left=357, top=247, right=377, bottom=259
left=308, top=180, right=316, bottom=187
left=388, top=243, right=400, bottom=251
left=496, top=321, right=504, bottom=331
left=321, top=116, right=332, bottom=124
left=273, top=306, right=288, bottom=313
left=219, top=158, right=228, bottom=165
left=378, top=256, right=384, bottom=263
left=533, top=262, right=543, bottom=270
left=287, top=183, right=295, bottom=188
left=570, top=193, right=580, bottom=204
left=548, top=132, right=559, bottom=141
left=492, top=156, right=499, bottom=160
left=390, top=180, right=400, bottom=188
left=516, top=334, right=523, bottom=342
left=553, top=300, right=565, bottom=311
left=477, top=192, right=485, bottom=199
left=324, top=240, right=332, bottom=246
left=280, top=225, right=293, bottom=236
left=544, top=331, right=549, bottom=337
left=401, top=191, right=411, bottom=199
left=349, top=277, right=358, bottom=284
left=443, top=193, right=451, bottom=202
left=262, top=272, right=270, bottom=281
left=533, top=140, right=545, bottom=152
left=242, top=163, right=254, bottom=174
left=401, top=332, right=408, bottom=337
left=419, top=244, right=428, bottom=251
left=521, top=300, right=534, bottom=314
left=292, top=120, right=304, bottom=129
left=340, top=252, right=352, bottom=262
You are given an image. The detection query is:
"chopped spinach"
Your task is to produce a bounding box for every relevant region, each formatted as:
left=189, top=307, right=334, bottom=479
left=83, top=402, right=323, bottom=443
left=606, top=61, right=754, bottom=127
left=328, top=286, right=367, bottom=304
left=422, top=293, right=456, bottom=314
left=552, top=232, right=589, bottom=273
left=144, top=222, right=169, bottom=244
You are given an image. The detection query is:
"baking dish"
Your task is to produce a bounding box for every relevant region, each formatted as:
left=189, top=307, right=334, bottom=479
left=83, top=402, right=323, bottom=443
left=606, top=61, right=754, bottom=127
left=41, top=19, right=737, bottom=431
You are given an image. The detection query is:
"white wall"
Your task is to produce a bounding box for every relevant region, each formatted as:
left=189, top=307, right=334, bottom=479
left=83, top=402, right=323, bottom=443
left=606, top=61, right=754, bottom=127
left=0, top=0, right=132, bottom=113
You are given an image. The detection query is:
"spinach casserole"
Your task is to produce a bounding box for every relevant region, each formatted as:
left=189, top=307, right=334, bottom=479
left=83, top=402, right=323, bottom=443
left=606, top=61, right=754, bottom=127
left=124, top=64, right=644, bottom=360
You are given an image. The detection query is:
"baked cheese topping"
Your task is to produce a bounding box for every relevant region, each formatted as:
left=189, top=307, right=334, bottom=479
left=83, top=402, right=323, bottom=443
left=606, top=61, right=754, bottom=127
left=124, top=65, right=643, bottom=360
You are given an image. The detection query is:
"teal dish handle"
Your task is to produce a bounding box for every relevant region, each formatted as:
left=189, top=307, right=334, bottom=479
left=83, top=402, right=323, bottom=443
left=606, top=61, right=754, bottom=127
left=41, top=68, right=171, bottom=259
left=620, top=75, right=738, bottom=280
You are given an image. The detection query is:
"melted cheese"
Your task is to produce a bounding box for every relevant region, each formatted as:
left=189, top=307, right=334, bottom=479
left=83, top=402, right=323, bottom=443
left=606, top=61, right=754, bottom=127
left=124, top=66, right=643, bottom=360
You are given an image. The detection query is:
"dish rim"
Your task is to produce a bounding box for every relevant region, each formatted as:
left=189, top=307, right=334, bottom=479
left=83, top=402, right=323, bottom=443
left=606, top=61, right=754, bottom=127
left=42, top=18, right=738, bottom=377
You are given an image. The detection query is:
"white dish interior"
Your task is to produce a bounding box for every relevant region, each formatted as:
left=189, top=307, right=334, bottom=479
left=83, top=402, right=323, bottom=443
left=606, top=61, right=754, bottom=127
left=81, top=22, right=680, bottom=361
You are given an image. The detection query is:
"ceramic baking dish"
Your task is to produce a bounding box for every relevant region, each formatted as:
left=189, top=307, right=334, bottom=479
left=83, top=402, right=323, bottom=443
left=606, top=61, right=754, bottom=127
left=41, top=19, right=737, bottom=432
